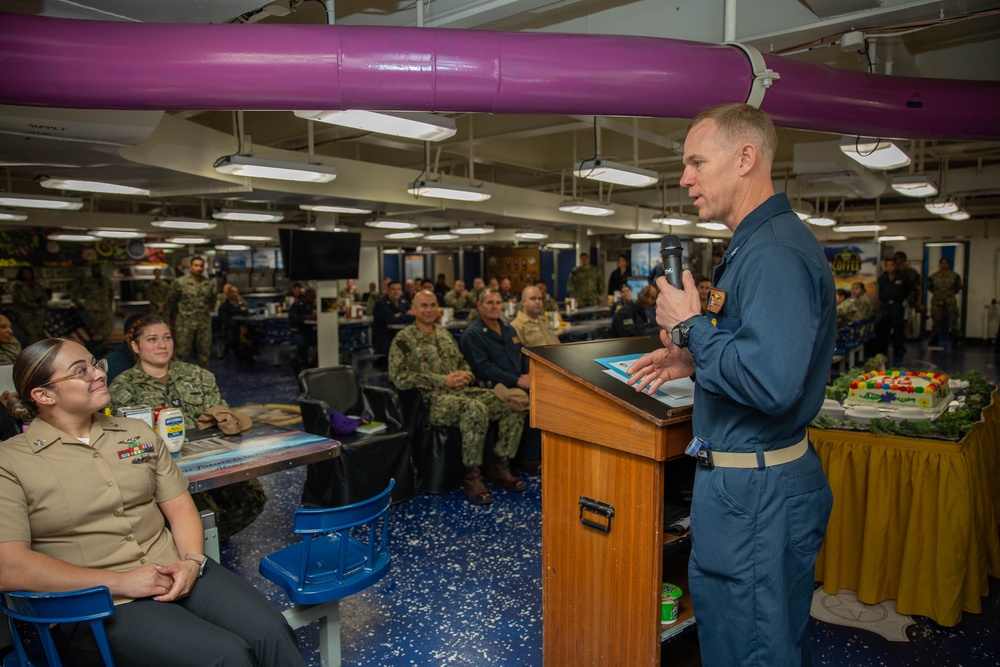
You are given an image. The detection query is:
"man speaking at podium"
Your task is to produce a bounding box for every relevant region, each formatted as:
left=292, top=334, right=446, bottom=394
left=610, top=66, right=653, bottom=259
left=627, top=103, right=835, bottom=667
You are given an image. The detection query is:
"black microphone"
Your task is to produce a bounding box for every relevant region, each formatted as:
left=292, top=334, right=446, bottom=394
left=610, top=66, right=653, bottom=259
left=660, top=234, right=684, bottom=289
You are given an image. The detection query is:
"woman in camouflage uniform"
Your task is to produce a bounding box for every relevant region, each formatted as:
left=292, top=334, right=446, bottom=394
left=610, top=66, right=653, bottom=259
left=108, top=315, right=266, bottom=543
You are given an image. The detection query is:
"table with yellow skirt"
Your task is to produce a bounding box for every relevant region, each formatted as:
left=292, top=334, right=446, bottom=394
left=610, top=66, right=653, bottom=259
left=810, top=391, right=1000, bottom=627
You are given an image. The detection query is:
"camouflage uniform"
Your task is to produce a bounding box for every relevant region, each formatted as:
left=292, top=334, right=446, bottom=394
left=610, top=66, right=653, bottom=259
left=567, top=264, right=603, bottom=306
left=108, top=361, right=266, bottom=543
left=836, top=298, right=856, bottom=326
left=0, top=339, right=21, bottom=365
left=444, top=289, right=476, bottom=310
left=388, top=323, right=524, bottom=467
left=898, top=266, right=923, bottom=312
left=11, top=279, right=47, bottom=345
left=928, top=269, right=963, bottom=340
left=849, top=294, right=873, bottom=321
left=145, top=278, right=171, bottom=317
left=541, top=294, right=559, bottom=313
left=71, top=274, right=114, bottom=344
left=170, top=274, right=215, bottom=368
left=511, top=310, right=560, bottom=347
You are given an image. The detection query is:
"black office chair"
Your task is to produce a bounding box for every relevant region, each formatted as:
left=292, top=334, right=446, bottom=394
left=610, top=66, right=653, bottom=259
left=298, top=366, right=415, bottom=506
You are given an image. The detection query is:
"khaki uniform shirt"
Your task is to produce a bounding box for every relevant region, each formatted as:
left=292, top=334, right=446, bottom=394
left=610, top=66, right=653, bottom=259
left=511, top=310, right=560, bottom=347
left=109, top=361, right=226, bottom=430
left=0, top=414, right=189, bottom=603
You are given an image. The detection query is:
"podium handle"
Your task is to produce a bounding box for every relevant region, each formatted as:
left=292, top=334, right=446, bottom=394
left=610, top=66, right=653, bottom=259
left=579, top=496, right=615, bottom=533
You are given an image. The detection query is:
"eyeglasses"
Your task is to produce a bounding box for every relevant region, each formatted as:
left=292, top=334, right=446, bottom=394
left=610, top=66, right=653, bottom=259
left=41, top=358, right=109, bottom=387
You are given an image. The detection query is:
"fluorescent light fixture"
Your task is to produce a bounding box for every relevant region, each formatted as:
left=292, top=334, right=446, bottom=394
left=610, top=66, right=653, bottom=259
left=90, top=229, right=145, bottom=239
left=332, top=226, right=349, bottom=232
left=558, top=200, right=615, bottom=217
left=48, top=233, right=99, bottom=242
left=39, top=177, right=149, bottom=196
left=145, top=242, right=184, bottom=249
left=0, top=192, right=83, bottom=210
left=212, top=209, right=284, bottom=223
left=216, top=244, right=251, bottom=251
left=0, top=209, right=28, bottom=221
left=450, top=225, right=495, bottom=235
left=792, top=204, right=813, bottom=220
left=514, top=231, right=549, bottom=240
left=692, top=237, right=710, bottom=243
left=365, top=220, right=416, bottom=230
left=294, top=110, right=457, bottom=141
left=229, top=234, right=274, bottom=242
left=839, top=136, right=911, bottom=170
left=805, top=216, right=837, bottom=227
left=213, top=155, right=336, bottom=183
left=546, top=242, right=574, bottom=249
left=299, top=204, right=372, bottom=214
left=166, top=236, right=211, bottom=244
left=407, top=180, right=492, bottom=202
left=382, top=248, right=405, bottom=254
left=386, top=231, right=425, bottom=240
left=831, top=224, right=888, bottom=233
left=696, top=222, right=729, bottom=231
left=877, top=236, right=908, bottom=242
left=942, top=209, right=970, bottom=221
left=891, top=175, right=939, bottom=198
left=651, top=213, right=693, bottom=226
left=151, top=218, right=217, bottom=230
left=425, top=233, right=460, bottom=241
left=624, top=232, right=661, bottom=240
left=573, top=159, right=658, bottom=188
left=924, top=199, right=960, bottom=215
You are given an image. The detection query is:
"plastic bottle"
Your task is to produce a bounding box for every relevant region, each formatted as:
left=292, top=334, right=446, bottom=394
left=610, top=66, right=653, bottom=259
left=155, top=407, right=186, bottom=458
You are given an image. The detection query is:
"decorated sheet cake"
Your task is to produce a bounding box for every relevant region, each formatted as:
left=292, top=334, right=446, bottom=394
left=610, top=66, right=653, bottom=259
left=845, top=370, right=951, bottom=413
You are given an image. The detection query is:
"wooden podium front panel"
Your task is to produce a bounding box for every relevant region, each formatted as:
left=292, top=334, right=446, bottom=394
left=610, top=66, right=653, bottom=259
left=542, top=430, right=665, bottom=665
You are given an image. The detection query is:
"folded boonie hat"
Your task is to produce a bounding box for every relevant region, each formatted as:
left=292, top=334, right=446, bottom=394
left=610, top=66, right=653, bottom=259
left=493, top=383, right=530, bottom=413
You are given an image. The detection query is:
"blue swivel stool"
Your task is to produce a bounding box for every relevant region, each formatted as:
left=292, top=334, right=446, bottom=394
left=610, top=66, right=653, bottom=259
left=260, top=480, right=394, bottom=667
left=0, top=586, right=116, bottom=666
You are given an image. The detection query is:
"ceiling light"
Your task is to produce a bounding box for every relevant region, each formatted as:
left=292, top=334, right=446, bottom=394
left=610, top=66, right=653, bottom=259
left=831, top=224, right=888, bottom=233
left=573, top=159, right=658, bottom=188
left=558, top=200, right=615, bottom=217
left=166, top=236, right=211, bottom=244
left=213, top=155, right=336, bottom=183
left=546, top=242, right=574, bottom=249
left=805, top=216, right=837, bottom=227
left=891, top=175, right=939, bottom=198
left=0, top=193, right=83, bottom=210
left=365, top=219, right=417, bottom=230
left=332, top=226, right=349, bottom=232
left=877, top=236, right=908, bottom=242
left=229, top=234, right=274, bottom=242
left=692, top=237, right=710, bottom=243
left=941, top=209, right=971, bottom=221
left=382, top=248, right=405, bottom=254
left=48, top=233, right=99, bottom=242
left=696, top=222, right=729, bottom=231
left=295, top=110, right=457, bottom=141
left=90, top=229, right=145, bottom=239
left=407, top=180, right=492, bottom=202
left=145, top=242, right=184, bottom=249
left=299, top=204, right=372, bottom=214
left=924, top=199, right=960, bottom=215
left=0, top=209, right=28, bottom=221
left=216, top=243, right=251, bottom=251
left=386, top=231, right=425, bottom=240
left=792, top=204, right=813, bottom=220
left=839, top=136, right=911, bottom=170
left=514, top=231, right=549, bottom=240
left=624, top=232, right=660, bottom=240
left=651, top=213, right=693, bottom=226
left=451, top=225, right=495, bottom=235
left=151, top=217, right=217, bottom=230
left=424, top=233, right=460, bottom=241
left=39, top=177, right=150, bottom=196
left=212, top=209, right=284, bottom=223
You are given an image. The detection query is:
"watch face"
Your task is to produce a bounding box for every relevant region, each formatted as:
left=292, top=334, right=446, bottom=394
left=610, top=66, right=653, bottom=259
left=671, top=325, right=684, bottom=347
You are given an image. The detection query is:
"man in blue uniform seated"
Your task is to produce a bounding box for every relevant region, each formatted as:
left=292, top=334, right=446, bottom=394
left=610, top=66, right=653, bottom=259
left=372, top=280, right=414, bottom=355
left=459, top=289, right=540, bottom=473
left=610, top=285, right=659, bottom=337
left=626, top=103, right=835, bottom=667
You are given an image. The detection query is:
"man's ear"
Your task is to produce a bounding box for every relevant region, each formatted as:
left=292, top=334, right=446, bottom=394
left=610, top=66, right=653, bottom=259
left=737, top=142, right=757, bottom=175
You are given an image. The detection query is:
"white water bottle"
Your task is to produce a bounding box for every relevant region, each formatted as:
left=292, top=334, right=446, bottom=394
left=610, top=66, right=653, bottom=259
left=156, top=408, right=186, bottom=459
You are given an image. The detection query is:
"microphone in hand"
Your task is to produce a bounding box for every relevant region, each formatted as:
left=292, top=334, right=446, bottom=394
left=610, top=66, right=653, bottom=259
left=659, top=234, right=684, bottom=290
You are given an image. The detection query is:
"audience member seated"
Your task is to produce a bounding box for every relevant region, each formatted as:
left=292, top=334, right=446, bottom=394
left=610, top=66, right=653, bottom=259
left=445, top=279, right=476, bottom=310
left=608, top=284, right=632, bottom=316
left=108, top=315, right=267, bottom=543
left=421, top=279, right=446, bottom=306
left=468, top=277, right=486, bottom=305
left=611, top=285, right=660, bottom=338
left=835, top=288, right=853, bottom=327
left=389, top=290, right=525, bottom=505
left=697, top=275, right=713, bottom=315
left=499, top=277, right=518, bottom=303
left=339, top=277, right=361, bottom=303
left=512, top=285, right=560, bottom=347
left=535, top=280, right=559, bottom=313
left=460, top=289, right=540, bottom=474
left=850, top=281, right=873, bottom=321
left=0, top=314, right=21, bottom=364
left=102, top=312, right=144, bottom=383
left=0, top=338, right=302, bottom=666
left=373, top=281, right=415, bottom=355
left=289, top=287, right=318, bottom=372
left=218, top=285, right=260, bottom=364
left=366, top=277, right=391, bottom=316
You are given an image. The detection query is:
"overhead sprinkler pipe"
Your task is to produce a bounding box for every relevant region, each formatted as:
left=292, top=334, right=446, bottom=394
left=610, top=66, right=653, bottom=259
left=0, top=13, right=999, bottom=140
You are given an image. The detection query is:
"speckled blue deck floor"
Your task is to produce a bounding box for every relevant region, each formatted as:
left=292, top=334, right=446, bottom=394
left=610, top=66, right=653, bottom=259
left=209, top=341, right=1000, bottom=666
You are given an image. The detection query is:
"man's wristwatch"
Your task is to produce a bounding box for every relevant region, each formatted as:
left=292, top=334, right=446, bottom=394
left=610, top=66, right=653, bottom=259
left=670, top=315, right=700, bottom=349
left=184, top=553, right=208, bottom=578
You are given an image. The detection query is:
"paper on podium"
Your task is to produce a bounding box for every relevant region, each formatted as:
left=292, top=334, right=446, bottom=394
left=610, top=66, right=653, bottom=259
left=594, top=353, right=695, bottom=408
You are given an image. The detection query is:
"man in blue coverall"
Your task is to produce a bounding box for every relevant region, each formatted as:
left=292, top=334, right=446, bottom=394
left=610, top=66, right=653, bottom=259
left=627, top=103, right=835, bottom=667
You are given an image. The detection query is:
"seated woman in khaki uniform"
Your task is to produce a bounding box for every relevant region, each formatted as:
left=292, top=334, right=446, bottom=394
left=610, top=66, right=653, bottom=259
left=0, top=338, right=303, bottom=665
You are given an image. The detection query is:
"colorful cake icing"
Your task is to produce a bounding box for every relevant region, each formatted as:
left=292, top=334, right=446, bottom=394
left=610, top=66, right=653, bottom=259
left=845, top=370, right=951, bottom=410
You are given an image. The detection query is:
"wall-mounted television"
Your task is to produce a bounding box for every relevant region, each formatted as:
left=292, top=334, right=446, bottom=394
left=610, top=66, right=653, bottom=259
left=279, top=229, right=362, bottom=280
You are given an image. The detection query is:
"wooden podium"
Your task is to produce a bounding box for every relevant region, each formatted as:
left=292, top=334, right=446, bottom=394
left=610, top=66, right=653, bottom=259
left=524, top=335, right=695, bottom=666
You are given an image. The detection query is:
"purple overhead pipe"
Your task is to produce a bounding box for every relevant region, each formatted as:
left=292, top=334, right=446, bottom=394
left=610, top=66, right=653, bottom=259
left=1, top=13, right=999, bottom=140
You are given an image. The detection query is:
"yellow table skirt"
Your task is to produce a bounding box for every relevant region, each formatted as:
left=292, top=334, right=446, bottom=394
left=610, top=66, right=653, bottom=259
left=811, top=390, right=1000, bottom=626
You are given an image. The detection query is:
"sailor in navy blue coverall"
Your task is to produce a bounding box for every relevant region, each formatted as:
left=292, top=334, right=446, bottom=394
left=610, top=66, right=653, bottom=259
left=628, top=104, right=835, bottom=667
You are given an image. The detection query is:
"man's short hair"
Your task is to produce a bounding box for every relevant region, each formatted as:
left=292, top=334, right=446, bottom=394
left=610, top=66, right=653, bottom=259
left=388, top=280, right=402, bottom=288
left=894, top=251, right=907, bottom=261
left=690, top=103, right=777, bottom=165
left=190, top=255, right=206, bottom=265
left=579, top=253, right=588, bottom=259
left=478, top=288, right=502, bottom=305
